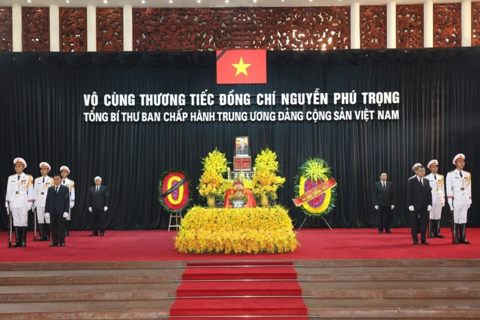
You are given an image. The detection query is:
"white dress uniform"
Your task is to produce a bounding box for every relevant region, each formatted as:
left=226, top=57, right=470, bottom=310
left=6, top=172, right=34, bottom=227
left=426, top=173, right=445, bottom=220
left=62, top=177, right=75, bottom=220
left=446, top=169, right=471, bottom=224
left=34, top=175, right=53, bottom=223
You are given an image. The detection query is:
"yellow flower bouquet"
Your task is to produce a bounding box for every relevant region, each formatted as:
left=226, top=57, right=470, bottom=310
left=198, top=148, right=229, bottom=199
left=175, top=206, right=299, bottom=254
left=252, top=148, right=286, bottom=201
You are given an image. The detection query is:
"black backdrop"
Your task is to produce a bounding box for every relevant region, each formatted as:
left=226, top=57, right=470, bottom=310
left=1, top=48, right=479, bottom=231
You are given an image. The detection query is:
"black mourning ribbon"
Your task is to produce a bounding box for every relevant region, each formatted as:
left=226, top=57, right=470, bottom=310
left=161, top=178, right=188, bottom=198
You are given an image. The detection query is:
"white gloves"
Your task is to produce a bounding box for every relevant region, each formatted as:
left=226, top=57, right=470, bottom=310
left=391, top=205, right=394, bottom=210
left=70, top=204, right=74, bottom=208
left=32, top=204, right=36, bottom=211
left=408, top=206, right=414, bottom=212
left=4, top=201, right=8, bottom=208
left=442, top=202, right=445, bottom=207
left=375, top=205, right=379, bottom=210
left=63, top=212, right=68, bottom=218
left=427, top=205, right=432, bottom=211
left=89, top=207, right=92, bottom=212
left=448, top=201, right=453, bottom=210
left=45, top=212, right=50, bottom=218
left=104, top=206, right=108, bottom=211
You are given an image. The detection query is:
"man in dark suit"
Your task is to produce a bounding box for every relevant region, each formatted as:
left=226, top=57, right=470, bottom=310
left=45, top=173, right=70, bottom=247
left=236, top=138, right=248, bottom=156
left=88, top=176, right=109, bottom=236
left=374, top=173, right=394, bottom=233
left=407, top=165, right=433, bottom=245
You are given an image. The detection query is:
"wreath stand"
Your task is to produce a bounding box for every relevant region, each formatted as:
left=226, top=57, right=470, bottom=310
left=298, top=216, right=333, bottom=231
left=168, top=212, right=183, bottom=231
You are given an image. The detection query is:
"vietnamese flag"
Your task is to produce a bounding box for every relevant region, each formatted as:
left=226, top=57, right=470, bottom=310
left=216, top=50, right=267, bottom=84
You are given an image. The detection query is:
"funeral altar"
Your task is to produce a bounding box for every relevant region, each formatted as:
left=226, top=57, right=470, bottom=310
left=174, top=142, right=298, bottom=254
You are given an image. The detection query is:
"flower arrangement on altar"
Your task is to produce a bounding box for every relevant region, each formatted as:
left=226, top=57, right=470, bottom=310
left=174, top=206, right=298, bottom=254
left=198, top=149, right=229, bottom=206
left=252, top=148, right=286, bottom=205
left=227, top=179, right=248, bottom=205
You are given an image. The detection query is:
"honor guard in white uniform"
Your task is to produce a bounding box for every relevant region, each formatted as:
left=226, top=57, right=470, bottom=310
left=5, top=158, right=34, bottom=247
left=60, top=166, right=75, bottom=236
left=426, top=160, right=445, bottom=238
left=34, top=162, right=53, bottom=241
left=446, top=153, right=472, bottom=244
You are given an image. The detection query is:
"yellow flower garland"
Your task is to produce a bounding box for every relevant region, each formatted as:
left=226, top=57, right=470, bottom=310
left=175, top=206, right=299, bottom=254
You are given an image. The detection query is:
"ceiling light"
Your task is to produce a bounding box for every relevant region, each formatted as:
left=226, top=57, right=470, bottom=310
left=27, top=0, right=31, bottom=2
left=103, top=0, right=107, bottom=3
left=197, top=0, right=201, bottom=2
left=253, top=0, right=257, bottom=2
left=141, top=0, right=145, bottom=3
left=66, top=0, right=69, bottom=2
left=169, top=0, right=173, bottom=3
left=225, top=0, right=229, bottom=3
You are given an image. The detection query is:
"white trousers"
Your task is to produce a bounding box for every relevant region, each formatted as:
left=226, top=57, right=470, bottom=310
left=11, top=207, right=29, bottom=227
left=35, top=206, right=50, bottom=224
left=429, top=203, right=443, bottom=220
left=454, top=204, right=469, bottom=224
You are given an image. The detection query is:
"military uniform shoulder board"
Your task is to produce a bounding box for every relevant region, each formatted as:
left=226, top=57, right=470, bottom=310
left=448, top=170, right=455, bottom=173
left=437, top=174, right=444, bottom=177
left=464, top=171, right=470, bottom=175
left=9, top=174, right=15, bottom=178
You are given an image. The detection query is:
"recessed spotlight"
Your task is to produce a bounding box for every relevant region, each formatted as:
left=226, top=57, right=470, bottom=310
left=66, top=0, right=69, bottom=2
left=103, top=0, right=107, bottom=3
left=197, top=0, right=200, bottom=2
left=253, top=0, right=257, bottom=2
left=169, top=0, right=172, bottom=2
left=27, top=0, right=31, bottom=2
left=225, top=0, right=229, bottom=2
left=141, top=0, right=145, bottom=3
left=282, top=0, right=284, bottom=2
left=309, top=0, right=312, bottom=2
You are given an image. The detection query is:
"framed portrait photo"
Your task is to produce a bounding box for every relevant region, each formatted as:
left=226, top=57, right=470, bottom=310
left=235, top=136, right=249, bottom=157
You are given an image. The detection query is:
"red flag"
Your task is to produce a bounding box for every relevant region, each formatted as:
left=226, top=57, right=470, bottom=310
left=216, top=50, right=267, bottom=84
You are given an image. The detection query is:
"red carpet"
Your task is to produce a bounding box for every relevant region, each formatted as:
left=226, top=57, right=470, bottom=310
left=169, top=263, right=308, bottom=318
left=1, top=228, right=480, bottom=263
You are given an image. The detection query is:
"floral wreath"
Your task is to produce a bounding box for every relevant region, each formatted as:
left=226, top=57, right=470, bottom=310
left=294, top=158, right=337, bottom=218
left=158, top=169, right=193, bottom=214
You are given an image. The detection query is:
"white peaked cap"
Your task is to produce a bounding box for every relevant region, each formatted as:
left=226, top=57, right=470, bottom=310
left=452, top=154, right=465, bottom=165
left=60, top=166, right=70, bottom=174
left=39, top=162, right=51, bottom=170
left=427, top=160, right=438, bottom=169
left=412, top=163, right=422, bottom=171
left=14, top=158, right=27, bottom=168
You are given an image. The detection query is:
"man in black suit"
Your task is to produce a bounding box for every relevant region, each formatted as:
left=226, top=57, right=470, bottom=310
left=407, top=165, right=433, bottom=245
left=88, top=176, right=109, bottom=236
left=374, top=173, right=394, bottom=233
left=45, top=173, right=70, bottom=247
left=236, top=138, right=248, bottom=156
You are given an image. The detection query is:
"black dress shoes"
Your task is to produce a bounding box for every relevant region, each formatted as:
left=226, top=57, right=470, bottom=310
left=90, top=233, right=98, bottom=237
left=421, top=240, right=430, bottom=245
left=48, top=243, right=58, bottom=247
left=378, top=231, right=383, bottom=234
left=413, top=239, right=419, bottom=245
left=386, top=230, right=392, bottom=234
left=100, top=232, right=104, bottom=237
left=60, top=243, right=65, bottom=247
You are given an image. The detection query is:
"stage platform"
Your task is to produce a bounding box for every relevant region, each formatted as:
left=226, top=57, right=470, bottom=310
left=1, top=228, right=479, bottom=263
left=1, top=228, right=480, bottom=319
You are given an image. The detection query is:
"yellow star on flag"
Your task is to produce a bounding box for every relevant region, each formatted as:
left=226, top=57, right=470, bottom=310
left=232, top=57, right=251, bottom=77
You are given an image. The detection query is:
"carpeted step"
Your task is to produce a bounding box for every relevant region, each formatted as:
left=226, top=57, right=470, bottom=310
left=176, top=280, right=302, bottom=297
left=168, top=317, right=309, bottom=320
left=182, top=266, right=298, bottom=280
left=169, top=297, right=308, bottom=316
